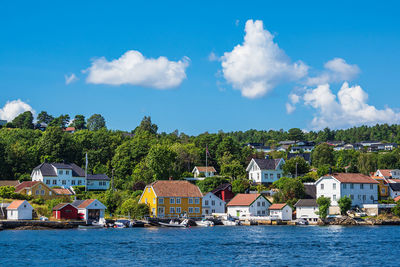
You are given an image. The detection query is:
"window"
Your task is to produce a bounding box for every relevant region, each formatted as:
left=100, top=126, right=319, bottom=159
left=257, top=173, right=260, bottom=180
left=46, top=180, right=50, bottom=185
left=41, top=190, right=44, bottom=195
left=176, top=207, right=181, bottom=213
left=257, top=210, right=261, bottom=215
left=78, top=180, right=82, bottom=185
left=333, top=183, right=336, bottom=190
left=59, top=170, right=63, bottom=175
left=66, top=170, right=70, bottom=175
left=320, top=184, right=324, bottom=190
left=71, top=180, right=75, bottom=185
left=343, top=184, right=347, bottom=189
left=350, top=195, right=354, bottom=200
left=257, top=202, right=260, bottom=207
left=333, top=195, right=336, bottom=201
left=170, top=207, right=175, bottom=213
left=145, top=199, right=148, bottom=204
left=153, top=198, right=156, bottom=204
left=176, top=198, right=181, bottom=204
left=152, top=208, right=156, bottom=215
left=35, top=190, right=39, bottom=195
left=360, top=184, right=364, bottom=189
left=363, top=195, right=366, bottom=201
left=251, top=173, right=253, bottom=179
left=264, top=174, right=268, bottom=180
left=188, top=207, right=193, bottom=213
left=205, top=200, right=209, bottom=205
left=262, top=210, right=265, bottom=215
left=62, top=180, right=66, bottom=185
left=170, top=198, right=175, bottom=204
left=358, top=195, right=361, bottom=200
left=370, top=195, right=374, bottom=200
left=99, top=181, right=102, bottom=186
left=53, top=180, right=57, bottom=185
left=148, top=188, right=151, bottom=193
left=211, top=200, right=215, bottom=206
left=159, top=198, right=164, bottom=204
left=262, top=202, right=265, bottom=206
left=194, top=207, right=200, bottom=213
left=277, top=174, right=281, bottom=179
left=212, top=209, right=215, bottom=213
left=188, top=198, right=193, bottom=204
left=38, top=185, right=42, bottom=189
left=370, top=184, right=374, bottom=190
left=350, top=184, right=354, bottom=189
left=381, top=188, right=385, bottom=194
left=269, top=173, right=273, bottom=179
left=195, top=198, right=200, bottom=204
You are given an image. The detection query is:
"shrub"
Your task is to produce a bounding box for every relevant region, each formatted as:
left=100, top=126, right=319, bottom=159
left=338, top=196, right=352, bottom=215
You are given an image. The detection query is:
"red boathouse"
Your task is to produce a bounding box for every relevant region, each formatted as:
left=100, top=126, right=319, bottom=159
left=52, top=203, right=78, bottom=220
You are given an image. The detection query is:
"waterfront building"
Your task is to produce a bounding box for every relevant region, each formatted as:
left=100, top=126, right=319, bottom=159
left=6, top=200, right=33, bottom=220
left=202, top=192, right=225, bottom=216
left=294, top=199, right=319, bottom=222
left=388, top=183, right=400, bottom=199
left=139, top=180, right=203, bottom=218
left=192, top=166, right=217, bottom=178
left=226, top=193, right=271, bottom=218
left=211, top=183, right=235, bottom=202
left=72, top=199, right=106, bottom=223
left=15, top=181, right=55, bottom=200
left=246, top=158, right=285, bottom=184
left=374, top=169, right=400, bottom=179
left=315, top=173, right=379, bottom=207
left=87, top=174, right=111, bottom=191
left=52, top=203, right=78, bottom=220
left=269, top=203, right=292, bottom=221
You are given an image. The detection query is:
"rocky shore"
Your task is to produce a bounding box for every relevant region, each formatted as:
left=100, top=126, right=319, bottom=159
left=318, top=215, right=400, bottom=226
left=0, top=220, right=85, bottom=230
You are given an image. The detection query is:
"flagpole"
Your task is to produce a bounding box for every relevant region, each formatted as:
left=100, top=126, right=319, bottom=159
left=85, top=152, right=88, bottom=192
left=206, top=145, right=208, bottom=177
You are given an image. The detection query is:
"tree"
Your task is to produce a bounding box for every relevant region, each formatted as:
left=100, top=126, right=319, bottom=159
left=357, top=153, right=378, bottom=175
left=12, top=111, right=34, bottom=129
left=87, top=114, right=106, bottom=131
left=49, top=114, right=70, bottom=128
left=338, top=196, right=352, bottom=215
left=70, top=115, right=86, bottom=130
left=288, top=128, right=304, bottom=141
left=392, top=203, right=400, bottom=217
left=282, top=156, right=310, bottom=177
left=231, top=179, right=250, bottom=194
left=272, top=177, right=305, bottom=207
left=311, top=143, right=334, bottom=167
left=146, top=144, right=177, bottom=180
left=118, top=198, right=149, bottom=219
left=196, top=176, right=229, bottom=193
left=37, top=111, right=54, bottom=124
left=134, top=116, right=158, bottom=135
left=316, top=196, right=331, bottom=219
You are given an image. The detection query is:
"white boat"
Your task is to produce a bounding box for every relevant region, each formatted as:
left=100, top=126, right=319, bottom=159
left=159, top=219, right=189, bottom=228
left=78, top=221, right=105, bottom=229
left=114, top=219, right=130, bottom=228
left=222, top=219, right=240, bottom=226
left=196, top=220, right=214, bottom=227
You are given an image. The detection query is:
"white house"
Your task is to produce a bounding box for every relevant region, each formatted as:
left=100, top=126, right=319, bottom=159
left=315, top=173, right=379, bottom=207
left=388, top=183, right=400, bottom=199
left=246, top=158, right=285, bottom=184
left=269, top=203, right=292, bottom=221
left=192, top=166, right=217, bottom=178
left=6, top=200, right=33, bottom=220
left=226, top=194, right=271, bottom=218
left=87, top=174, right=111, bottom=191
left=72, top=199, right=106, bottom=223
left=294, top=199, right=319, bottom=222
left=31, top=162, right=86, bottom=188
left=202, top=192, right=225, bottom=216
left=374, top=169, right=400, bottom=179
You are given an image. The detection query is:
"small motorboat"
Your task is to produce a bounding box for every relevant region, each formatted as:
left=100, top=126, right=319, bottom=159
left=222, top=219, right=240, bottom=226
left=296, top=218, right=309, bottom=225
left=159, top=219, right=189, bottom=228
left=78, top=220, right=105, bottom=229
left=196, top=220, right=215, bottom=227
left=114, top=219, right=131, bottom=228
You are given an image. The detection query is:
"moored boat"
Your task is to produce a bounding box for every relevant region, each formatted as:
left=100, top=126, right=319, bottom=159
left=159, top=219, right=189, bottom=228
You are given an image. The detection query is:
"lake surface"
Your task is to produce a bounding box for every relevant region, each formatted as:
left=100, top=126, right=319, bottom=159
left=1, top=225, right=400, bottom=266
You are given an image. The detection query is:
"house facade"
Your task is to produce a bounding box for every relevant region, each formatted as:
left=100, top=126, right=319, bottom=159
left=315, top=173, right=379, bottom=207
left=388, top=183, right=400, bottom=199
left=6, top=200, right=33, bottom=220
left=226, top=194, right=271, bottom=218
left=72, top=199, right=106, bottom=223
left=192, top=166, right=217, bottom=178
left=15, top=181, right=55, bottom=200
left=53, top=203, right=78, bottom=220
left=269, top=203, right=292, bottom=221
left=139, top=180, right=203, bottom=218
left=31, top=162, right=86, bottom=188
left=294, top=199, right=319, bottom=222
left=246, top=158, right=285, bottom=184
left=202, top=192, right=225, bottom=216
left=374, top=169, right=400, bottom=179
left=87, top=174, right=110, bottom=191
left=211, top=183, right=235, bottom=202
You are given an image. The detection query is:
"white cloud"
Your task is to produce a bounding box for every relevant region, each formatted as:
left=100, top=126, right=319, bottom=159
left=285, top=93, right=301, bottom=114
left=302, top=82, right=400, bottom=129
left=0, top=99, right=35, bottom=122
left=306, top=58, right=360, bottom=86
left=65, top=73, right=78, bottom=85
left=221, top=20, right=308, bottom=99
left=208, top=52, right=219, bottom=62
left=85, top=50, right=190, bottom=89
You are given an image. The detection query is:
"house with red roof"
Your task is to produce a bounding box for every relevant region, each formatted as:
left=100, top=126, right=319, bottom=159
left=6, top=200, right=33, bottom=220
left=315, top=173, right=379, bottom=207
left=211, top=183, right=235, bottom=202
left=269, top=203, right=292, bottom=221
left=53, top=203, right=78, bottom=220
left=192, top=166, right=217, bottom=178
left=15, top=181, right=55, bottom=200
left=226, top=193, right=271, bottom=218
left=72, top=199, right=106, bottom=223
left=374, top=169, right=400, bottom=179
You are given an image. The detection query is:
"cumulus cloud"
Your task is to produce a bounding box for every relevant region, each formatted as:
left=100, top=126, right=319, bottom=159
left=0, top=99, right=35, bottom=122
left=85, top=50, right=189, bottom=89
left=302, top=82, right=400, bottom=129
left=306, top=58, right=360, bottom=86
left=65, top=73, right=78, bottom=85
left=285, top=93, right=301, bottom=114
left=221, top=20, right=308, bottom=99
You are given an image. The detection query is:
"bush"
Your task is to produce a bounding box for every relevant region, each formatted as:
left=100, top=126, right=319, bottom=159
left=316, top=196, right=331, bottom=219
left=32, top=198, right=45, bottom=205
left=338, top=196, right=352, bottom=215
left=392, top=203, right=400, bottom=217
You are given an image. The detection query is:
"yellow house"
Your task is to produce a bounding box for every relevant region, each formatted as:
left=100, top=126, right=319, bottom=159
left=372, top=176, right=389, bottom=199
left=15, top=181, right=70, bottom=200
left=139, top=180, right=203, bottom=218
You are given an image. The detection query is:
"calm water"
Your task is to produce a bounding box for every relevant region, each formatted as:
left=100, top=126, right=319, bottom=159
left=1, top=225, right=400, bottom=266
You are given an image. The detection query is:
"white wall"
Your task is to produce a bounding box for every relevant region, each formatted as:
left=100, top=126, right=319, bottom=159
left=248, top=161, right=284, bottom=184
left=296, top=206, right=318, bottom=220
left=227, top=206, right=250, bottom=218
left=202, top=192, right=225, bottom=216
left=7, top=201, right=33, bottom=220
left=316, top=177, right=341, bottom=205
left=270, top=206, right=292, bottom=221
left=32, top=168, right=86, bottom=188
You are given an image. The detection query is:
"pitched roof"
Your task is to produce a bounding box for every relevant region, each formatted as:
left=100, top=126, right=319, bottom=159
left=151, top=180, right=203, bottom=197
left=388, top=183, right=400, bottom=192
left=71, top=200, right=85, bottom=208
left=390, top=179, right=400, bottom=183
left=64, top=127, right=75, bottom=132
left=211, top=183, right=231, bottom=194
left=15, top=181, right=40, bottom=192
left=6, top=200, right=27, bottom=210
left=0, top=180, right=20, bottom=187
left=53, top=203, right=75, bottom=211
left=378, top=169, right=393, bottom=177
left=252, top=158, right=282, bottom=170
left=294, top=199, right=318, bottom=207
left=227, top=194, right=262, bottom=206
left=328, top=173, right=379, bottom=184
left=33, top=162, right=85, bottom=177
left=73, top=199, right=95, bottom=209
left=269, top=203, right=287, bottom=210
left=52, top=188, right=74, bottom=195
left=87, top=174, right=110, bottom=181
left=394, top=196, right=400, bottom=202
left=194, top=166, right=217, bottom=172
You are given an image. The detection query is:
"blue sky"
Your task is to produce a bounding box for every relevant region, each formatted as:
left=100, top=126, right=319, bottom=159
left=1, top=1, right=399, bottom=134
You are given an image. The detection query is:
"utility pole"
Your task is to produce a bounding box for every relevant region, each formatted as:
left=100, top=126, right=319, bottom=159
left=295, top=162, right=298, bottom=178
left=111, top=168, right=115, bottom=191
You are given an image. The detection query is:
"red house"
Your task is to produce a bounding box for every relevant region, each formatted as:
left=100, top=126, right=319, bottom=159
left=212, top=183, right=235, bottom=203
left=52, top=203, right=78, bottom=220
